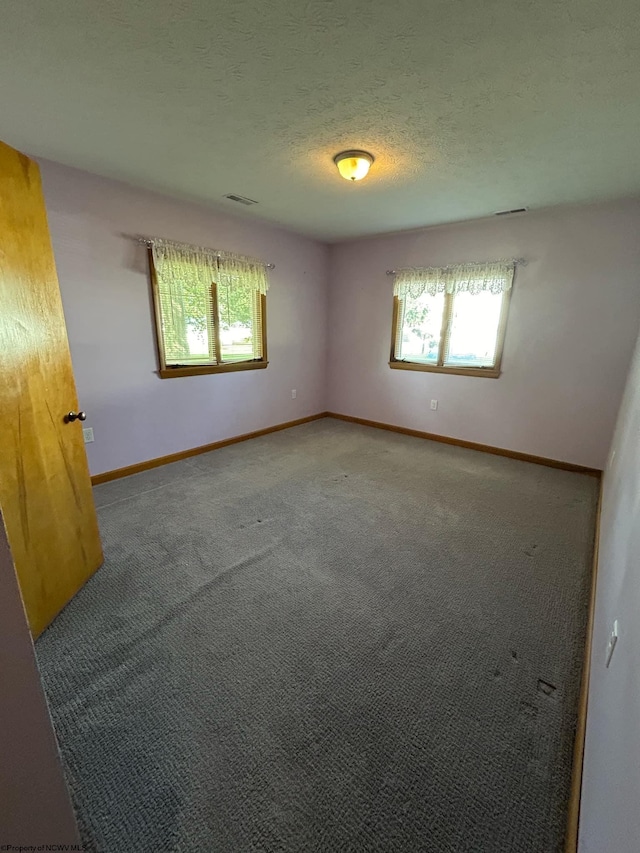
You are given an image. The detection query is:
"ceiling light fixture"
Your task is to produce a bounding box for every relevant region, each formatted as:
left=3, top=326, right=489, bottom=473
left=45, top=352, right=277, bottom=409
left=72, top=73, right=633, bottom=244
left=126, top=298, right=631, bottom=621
left=333, top=150, right=374, bottom=182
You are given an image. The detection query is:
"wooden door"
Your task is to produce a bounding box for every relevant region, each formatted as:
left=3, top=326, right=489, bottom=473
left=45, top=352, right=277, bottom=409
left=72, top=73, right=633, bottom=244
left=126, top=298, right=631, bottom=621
left=0, top=140, right=103, bottom=638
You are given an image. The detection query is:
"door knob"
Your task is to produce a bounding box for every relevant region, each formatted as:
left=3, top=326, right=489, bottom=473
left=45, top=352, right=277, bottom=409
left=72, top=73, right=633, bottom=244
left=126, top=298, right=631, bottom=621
left=66, top=411, right=87, bottom=422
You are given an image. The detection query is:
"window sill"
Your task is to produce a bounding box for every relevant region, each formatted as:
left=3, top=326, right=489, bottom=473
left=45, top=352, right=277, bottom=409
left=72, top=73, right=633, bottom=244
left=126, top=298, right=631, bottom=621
left=389, top=360, right=500, bottom=379
left=159, top=361, right=269, bottom=379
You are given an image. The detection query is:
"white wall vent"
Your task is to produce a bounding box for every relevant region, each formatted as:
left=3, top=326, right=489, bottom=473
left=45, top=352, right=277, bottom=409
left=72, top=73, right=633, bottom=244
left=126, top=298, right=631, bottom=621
left=494, top=207, right=528, bottom=216
left=224, top=194, right=259, bottom=205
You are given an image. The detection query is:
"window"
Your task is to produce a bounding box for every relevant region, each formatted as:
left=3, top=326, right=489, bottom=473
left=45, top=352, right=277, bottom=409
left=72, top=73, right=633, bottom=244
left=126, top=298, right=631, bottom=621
left=148, top=239, right=268, bottom=378
left=390, top=261, right=514, bottom=378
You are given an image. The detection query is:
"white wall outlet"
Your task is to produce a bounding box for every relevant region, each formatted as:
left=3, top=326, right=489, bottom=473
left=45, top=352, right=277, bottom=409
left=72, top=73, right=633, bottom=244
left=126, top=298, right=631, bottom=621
left=291, top=389, right=297, bottom=399
left=430, top=399, right=438, bottom=411
left=82, top=427, right=94, bottom=444
left=605, top=620, right=619, bottom=668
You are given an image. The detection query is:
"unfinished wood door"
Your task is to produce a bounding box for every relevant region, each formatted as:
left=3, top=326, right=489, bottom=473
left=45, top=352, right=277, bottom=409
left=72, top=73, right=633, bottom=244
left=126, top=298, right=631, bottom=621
left=0, top=139, right=103, bottom=637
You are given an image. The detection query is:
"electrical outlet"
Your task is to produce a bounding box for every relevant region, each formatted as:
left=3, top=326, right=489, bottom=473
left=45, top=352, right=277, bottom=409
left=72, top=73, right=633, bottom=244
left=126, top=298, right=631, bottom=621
left=291, top=389, right=297, bottom=399
left=606, top=620, right=619, bottom=668
left=430, top=399, right=438, bottom=411
left=82, top=427, right=94, bottom=443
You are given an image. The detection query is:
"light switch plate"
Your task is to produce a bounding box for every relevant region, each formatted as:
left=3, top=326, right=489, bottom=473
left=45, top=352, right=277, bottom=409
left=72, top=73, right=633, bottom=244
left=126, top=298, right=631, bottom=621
left=83, top=427, right=94, bottom=443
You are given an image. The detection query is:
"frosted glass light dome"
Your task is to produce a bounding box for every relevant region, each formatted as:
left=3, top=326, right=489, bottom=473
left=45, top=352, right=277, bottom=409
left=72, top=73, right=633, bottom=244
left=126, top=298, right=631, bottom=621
left=333, top=150, right=374, bottom=181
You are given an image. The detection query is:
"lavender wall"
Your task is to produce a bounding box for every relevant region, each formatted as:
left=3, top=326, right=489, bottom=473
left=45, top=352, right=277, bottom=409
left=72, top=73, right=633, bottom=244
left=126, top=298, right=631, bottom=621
left=39, top=160, right=329, bottom=476
left=327, top=201, right=640, bottom=469
left=579, top=326, right=640, bottom=852
left=0, top=510, right=79, bottom=845
left=40, top=162, right=640, bottom=475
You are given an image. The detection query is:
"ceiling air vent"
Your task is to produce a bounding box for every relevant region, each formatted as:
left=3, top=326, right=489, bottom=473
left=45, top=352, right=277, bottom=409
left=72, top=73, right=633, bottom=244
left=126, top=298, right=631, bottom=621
left=224, top=194, right=258, bottom=206
left=494, top=207, right=528, bottom=216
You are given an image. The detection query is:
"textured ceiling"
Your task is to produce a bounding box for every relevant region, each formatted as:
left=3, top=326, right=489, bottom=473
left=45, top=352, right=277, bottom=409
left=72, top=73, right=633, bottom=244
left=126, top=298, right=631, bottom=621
left=1, top=0, right=640, bottom=240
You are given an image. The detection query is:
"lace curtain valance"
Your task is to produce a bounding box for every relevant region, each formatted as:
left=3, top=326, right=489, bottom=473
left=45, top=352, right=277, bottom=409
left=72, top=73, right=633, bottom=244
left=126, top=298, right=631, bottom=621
left=151, top=238, right=270, bottom=295
left=393, top=260, right=515, bottom=299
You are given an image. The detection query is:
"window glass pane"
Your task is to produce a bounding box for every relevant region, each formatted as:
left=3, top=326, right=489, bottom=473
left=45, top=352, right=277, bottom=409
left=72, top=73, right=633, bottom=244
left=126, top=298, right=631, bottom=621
left=217, top=279, right=256, bottom=362
left=397, top=291, right=445, bottom=363
left=160, top=277, right=215, bottom=365
left=444, top=291, right=504, bottom=368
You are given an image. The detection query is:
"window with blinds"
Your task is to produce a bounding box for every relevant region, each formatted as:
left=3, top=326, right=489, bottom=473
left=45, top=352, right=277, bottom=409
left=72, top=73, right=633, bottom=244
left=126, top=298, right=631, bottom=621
left=148, top=240, right=268, bottom=378
left=390, top=261, right=514, bottom=377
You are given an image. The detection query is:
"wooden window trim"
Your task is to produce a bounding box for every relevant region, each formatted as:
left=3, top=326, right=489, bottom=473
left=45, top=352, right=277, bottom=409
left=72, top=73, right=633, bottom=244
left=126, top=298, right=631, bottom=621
left=209, top=282, right=221, bottom=363
left=388, top=361, right=501, bottom=378
left=437, top=292, right=453, bottom=365
left=148, top=247, right=268, bottom=378
left=389, top=288, right=511, bottom=379
left=159, top=358, right=269, bottom=379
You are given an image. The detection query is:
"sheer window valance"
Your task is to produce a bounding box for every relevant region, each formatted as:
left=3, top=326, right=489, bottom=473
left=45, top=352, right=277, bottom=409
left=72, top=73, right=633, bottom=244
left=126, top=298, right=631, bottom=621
left=393, top=260, right=515, bottom=299
left=151, top=238, right=270, bottom=296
